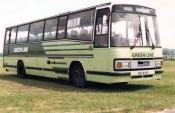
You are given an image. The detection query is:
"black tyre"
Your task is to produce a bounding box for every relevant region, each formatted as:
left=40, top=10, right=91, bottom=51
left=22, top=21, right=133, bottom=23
left=116, top=82, right=128, bottom=86
left=17, top=61, right=26, bottom=78
left=70, top=63, right=86, bottom=88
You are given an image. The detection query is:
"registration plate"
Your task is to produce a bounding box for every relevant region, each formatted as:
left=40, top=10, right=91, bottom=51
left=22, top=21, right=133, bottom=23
left=138, top=61, right=150, bottom=67
left=138, top=71, right=149, bottom=76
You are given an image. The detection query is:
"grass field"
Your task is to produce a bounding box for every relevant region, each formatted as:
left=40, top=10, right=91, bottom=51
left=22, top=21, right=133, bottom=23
left=0, top=57, right=5, bottom=73
left=0, top=58, right=175, bottom=113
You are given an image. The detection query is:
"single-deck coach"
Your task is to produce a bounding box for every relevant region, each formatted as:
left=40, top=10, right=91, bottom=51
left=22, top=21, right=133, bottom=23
left=3, top=2, right=163, bottom=87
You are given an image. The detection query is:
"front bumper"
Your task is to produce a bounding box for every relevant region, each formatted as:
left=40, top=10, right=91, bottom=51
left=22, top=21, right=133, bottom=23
left=86, top=69, right=163, bottom=84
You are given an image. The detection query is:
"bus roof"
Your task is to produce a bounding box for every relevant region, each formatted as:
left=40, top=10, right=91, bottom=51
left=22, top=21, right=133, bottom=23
left=6, top=2, right=111, bottom=29
left=6, top=2, right=155, bottom=29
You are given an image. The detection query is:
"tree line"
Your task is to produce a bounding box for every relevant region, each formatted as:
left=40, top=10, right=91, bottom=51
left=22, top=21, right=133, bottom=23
left=163, top=48, right=175, bottom=61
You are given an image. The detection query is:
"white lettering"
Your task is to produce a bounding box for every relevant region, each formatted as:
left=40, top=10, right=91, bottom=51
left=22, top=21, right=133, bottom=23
left=14, top=47, right=28, bottom=53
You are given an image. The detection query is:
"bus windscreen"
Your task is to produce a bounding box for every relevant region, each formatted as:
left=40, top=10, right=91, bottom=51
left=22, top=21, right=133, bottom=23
left=111, top=12, right=160, bottom=47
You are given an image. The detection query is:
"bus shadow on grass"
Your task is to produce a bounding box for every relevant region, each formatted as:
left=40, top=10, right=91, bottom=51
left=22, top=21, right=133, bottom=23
left=0, top=74, right=153, bottom=92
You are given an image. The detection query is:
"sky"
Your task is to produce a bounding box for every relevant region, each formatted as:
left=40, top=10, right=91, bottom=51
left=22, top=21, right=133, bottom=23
left=0, top=0, right=175, bottom=53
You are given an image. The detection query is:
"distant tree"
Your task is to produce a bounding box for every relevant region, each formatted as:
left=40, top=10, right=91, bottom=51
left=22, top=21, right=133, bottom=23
left=163, top=48, right=175, bottom=60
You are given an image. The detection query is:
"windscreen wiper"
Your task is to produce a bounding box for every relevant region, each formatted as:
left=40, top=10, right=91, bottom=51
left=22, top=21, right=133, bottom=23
left=130, top=25, right=142, bottom=49
left=145, top=27, right=155, bottom=49
left=144, top=18, right=155, bottom=49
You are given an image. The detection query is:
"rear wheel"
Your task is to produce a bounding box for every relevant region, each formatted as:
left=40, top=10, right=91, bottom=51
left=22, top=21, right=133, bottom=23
left=70, top=63, right=86, bottom=88
left=114, top=82, right=128, bottom=86
left=17, top=61, right=26, bottom=78
left=119, top=82, right=128, bottom=85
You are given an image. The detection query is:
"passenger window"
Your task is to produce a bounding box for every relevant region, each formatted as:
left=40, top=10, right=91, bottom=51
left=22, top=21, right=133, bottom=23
left=5, top=29, right=11, bottom=44
left=44, top=18, right=58, bottom=40
left=17, top=25, right=29, bottom=43
left=29, top=21, right=44, bottom=42
left=57, top=16, right=67, bottom=39
left=10, top=27, right=17, bottom=44
left=67, top=9, right=95, bottom=41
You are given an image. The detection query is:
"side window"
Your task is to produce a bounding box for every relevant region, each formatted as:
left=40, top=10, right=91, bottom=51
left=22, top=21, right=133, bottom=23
left=96, top=15, right=108, bottom=35
left=95, top=9, right=109, bottom=35
left=5, top=29, right=11, bottom=44
left=44, top=18, right=58, bottom=40
left=57, top=16, right=67, bottom=39
left=94, top=8, right=110, bottom=47
left=10, top=27, right=17, bottom=44
left=67, top=9, right=95, bottom=41
left=29, top=21, right=44, bottom=42
left=17, top=24, right=29, bottom=43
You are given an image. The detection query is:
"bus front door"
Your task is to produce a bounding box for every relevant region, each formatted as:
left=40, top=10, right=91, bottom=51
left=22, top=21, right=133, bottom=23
left=93, top=8, right=110, bottom=72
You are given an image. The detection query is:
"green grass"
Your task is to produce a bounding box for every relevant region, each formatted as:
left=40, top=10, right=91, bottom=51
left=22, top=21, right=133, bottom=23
left=0, top=59, right=175, bottom=113
left=0, top=57, right=5, bottom=73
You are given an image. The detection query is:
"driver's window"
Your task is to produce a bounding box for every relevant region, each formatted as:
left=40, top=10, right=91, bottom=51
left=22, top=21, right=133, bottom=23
left=96, top=12, right=109, bottom=35
left=95, top=8, right=110, bottom=47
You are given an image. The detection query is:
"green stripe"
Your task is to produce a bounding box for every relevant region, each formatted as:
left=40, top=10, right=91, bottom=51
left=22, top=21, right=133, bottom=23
left=45, top=49, right=90, bottom=51
left=43, top=44, right=90, bottom=50
left=47, top=54, right=94, bottom=58
left=43, top=43, right=91, bottom=47
left=42, top=40, right=92, bottom=46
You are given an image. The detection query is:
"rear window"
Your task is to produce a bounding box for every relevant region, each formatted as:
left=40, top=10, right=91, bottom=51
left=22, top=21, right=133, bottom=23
left=5, top=29, right=11, bottom=44
left=10, top=27, right=17, bottom=44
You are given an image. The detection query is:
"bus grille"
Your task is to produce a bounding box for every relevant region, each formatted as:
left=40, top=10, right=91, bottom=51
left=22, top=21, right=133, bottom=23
left=131, top=75, right=153, bottom=79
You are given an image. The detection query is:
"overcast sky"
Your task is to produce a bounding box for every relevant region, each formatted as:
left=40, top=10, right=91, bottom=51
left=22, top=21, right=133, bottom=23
left=0, top=0, right=175, bottom=53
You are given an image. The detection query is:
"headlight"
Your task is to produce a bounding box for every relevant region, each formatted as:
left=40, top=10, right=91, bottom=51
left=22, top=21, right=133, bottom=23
left=155, top=60, right=163, bottom=67
left=114, top=60, right=130, bottom=70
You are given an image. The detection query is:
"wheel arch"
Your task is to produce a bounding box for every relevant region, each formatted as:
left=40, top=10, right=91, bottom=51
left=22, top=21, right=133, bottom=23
left=68, top=60, right=87, bottom=80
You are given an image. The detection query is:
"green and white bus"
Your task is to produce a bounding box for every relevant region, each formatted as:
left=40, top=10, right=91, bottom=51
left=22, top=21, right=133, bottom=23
left=3, top=3, right=163, bottom=87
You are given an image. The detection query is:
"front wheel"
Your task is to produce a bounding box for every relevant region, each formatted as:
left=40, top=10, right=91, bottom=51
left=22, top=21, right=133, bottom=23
left=70, top=63, right=86, bottom=88
left=17, top=61, right=26, bottom=78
